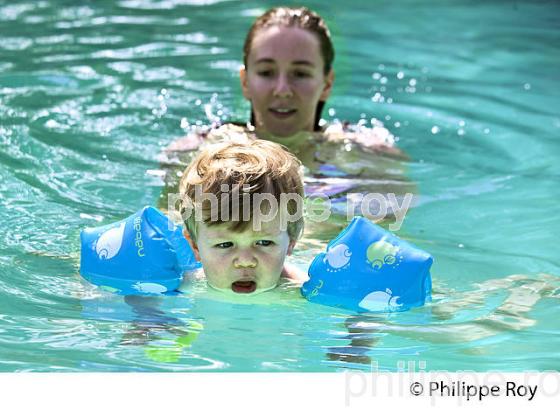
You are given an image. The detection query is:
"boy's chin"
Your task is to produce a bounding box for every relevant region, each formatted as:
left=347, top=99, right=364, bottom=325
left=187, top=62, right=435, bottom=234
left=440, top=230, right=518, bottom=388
left=208, top=281, right=277, bottom=295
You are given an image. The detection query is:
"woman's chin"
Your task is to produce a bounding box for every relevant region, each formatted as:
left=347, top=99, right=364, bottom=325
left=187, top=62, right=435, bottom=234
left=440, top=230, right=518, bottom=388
left=258, top=121, right=301, bottom=138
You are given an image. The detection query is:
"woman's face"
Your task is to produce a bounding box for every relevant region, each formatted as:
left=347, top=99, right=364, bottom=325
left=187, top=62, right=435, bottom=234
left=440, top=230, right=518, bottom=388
left=241, top=26, right=334, bottom=138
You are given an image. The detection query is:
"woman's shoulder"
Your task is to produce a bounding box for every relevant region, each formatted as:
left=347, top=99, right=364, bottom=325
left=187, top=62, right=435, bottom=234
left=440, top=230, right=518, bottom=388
left=322, top=122, right=409, bottom=160
left=165, top=122, right=254, bottom=153
left=204, top=122, right=255, bottom=144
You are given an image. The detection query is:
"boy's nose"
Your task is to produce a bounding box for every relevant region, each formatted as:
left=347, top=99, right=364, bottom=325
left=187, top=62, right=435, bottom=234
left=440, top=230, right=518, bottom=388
left=273, top=74, right=293, bottom=98
left=233, top=251, right=257, bottom=268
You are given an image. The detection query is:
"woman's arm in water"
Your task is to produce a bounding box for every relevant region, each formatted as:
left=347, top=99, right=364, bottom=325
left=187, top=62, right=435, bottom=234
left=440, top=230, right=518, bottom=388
left=165, top=130, right=205, bottom=152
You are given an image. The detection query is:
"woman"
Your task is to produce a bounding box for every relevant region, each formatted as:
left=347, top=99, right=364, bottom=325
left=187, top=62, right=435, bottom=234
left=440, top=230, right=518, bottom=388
left=168, top=7, right=402, bottom=157
left=162, top=7, right=413, bottom=217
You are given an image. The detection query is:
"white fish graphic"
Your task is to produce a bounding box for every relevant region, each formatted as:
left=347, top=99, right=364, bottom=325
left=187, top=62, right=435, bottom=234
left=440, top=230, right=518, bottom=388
left=132, top=282, right=168, bottom=294
left=358, top=288, right=402, bottom=312
left=324, top=244, right=352, bottom=269
left=95, top=222, right=126, bottom=260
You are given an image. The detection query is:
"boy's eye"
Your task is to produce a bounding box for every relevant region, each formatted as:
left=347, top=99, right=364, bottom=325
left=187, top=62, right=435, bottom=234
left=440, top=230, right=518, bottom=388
left=214, top=242, right=233, bottom=249
left=256, top=240, right=274, bottom=247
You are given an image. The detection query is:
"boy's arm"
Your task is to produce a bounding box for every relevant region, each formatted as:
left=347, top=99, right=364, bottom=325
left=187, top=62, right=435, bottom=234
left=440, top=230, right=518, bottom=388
left=281, top=262, right=309, bottom=284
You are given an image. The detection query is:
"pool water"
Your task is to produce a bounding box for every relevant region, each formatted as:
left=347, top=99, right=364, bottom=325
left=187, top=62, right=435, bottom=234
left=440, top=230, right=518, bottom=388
left=1, top=0, right=559, bottom=371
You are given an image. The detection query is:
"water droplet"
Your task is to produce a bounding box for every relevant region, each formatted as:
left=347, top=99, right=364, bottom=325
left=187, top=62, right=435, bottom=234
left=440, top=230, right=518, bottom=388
left=484, top=128, right=490, bottom=134
left=380, top=76, right=388, bottom=84
left=457, top=128, right=465, bottom=136
left=409, top=78, right=417, bottom=86
left=385, top=115, right=391, bottom=121
left=431, top=126, right=440, bottom=134
left=523, top=83, right=531, bottom=90
left=459, top=120, right=465, bottom=127
left=394, top=122, right=401, bottom=128
left=458, top=243, right=464, bottom=248
left=328, top=108, right=336, bottom=117
left=195, top=99, right=202, bottom=106
left=378, top=64, right=385, bottom=70
left=372, top=72, right=381, bottom=80
left=397, top=71, right=404, bottom=79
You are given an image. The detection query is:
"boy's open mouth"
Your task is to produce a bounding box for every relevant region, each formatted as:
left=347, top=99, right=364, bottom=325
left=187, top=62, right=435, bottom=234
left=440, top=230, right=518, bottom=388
left=231, top=280, right=257, bottom=294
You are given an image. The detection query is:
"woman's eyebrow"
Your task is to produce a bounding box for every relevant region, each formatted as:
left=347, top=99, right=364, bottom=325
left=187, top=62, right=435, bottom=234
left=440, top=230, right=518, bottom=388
left=254, top=58, right=314, bottom=67
left=254, top=58, right=275, bottom=64
left=292, top=60, right=315, bottom=67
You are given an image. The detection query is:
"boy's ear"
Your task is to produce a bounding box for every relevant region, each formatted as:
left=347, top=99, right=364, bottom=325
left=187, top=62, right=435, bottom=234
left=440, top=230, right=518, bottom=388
left=287, top=240, right=296, bottom=256
left=183, top=229, right=200, bottom=261
left=239, top=66, right=251, bottom=100
left=319, top=69, right=335, bottom=102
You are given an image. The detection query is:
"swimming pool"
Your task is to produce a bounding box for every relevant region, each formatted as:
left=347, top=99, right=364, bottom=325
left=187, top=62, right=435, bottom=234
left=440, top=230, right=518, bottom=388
left=1, top=0, right=559, bottom=372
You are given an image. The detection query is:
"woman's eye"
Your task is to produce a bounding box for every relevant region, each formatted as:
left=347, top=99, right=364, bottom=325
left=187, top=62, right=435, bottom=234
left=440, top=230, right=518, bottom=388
left=256, top=240, right=274, bottom=247
left=215, top=242, right=233, bottom=249
left=294, top=70, right=311, bottom=78
left=257, top=70, right=274, bottom=77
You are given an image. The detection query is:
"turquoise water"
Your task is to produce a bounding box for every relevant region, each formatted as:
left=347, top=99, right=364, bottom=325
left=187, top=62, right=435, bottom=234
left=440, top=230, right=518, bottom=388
left=1, top=0, right=559, bottom=372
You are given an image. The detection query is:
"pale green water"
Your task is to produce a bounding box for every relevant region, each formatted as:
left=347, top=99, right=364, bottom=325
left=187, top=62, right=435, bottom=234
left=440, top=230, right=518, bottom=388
left=0, top=0, right=559, bottom=372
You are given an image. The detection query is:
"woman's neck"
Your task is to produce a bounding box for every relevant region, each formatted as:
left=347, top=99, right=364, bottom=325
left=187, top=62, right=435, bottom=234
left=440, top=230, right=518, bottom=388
left=255, top=128, right=322, bottom=167
left=255, top=128, right=317, bottom=151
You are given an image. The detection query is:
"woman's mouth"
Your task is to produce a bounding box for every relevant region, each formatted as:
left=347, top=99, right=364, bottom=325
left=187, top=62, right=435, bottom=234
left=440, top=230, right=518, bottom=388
left=269, top=108, right=297, bottom=119
left=231, top=280, right=257, bottom=294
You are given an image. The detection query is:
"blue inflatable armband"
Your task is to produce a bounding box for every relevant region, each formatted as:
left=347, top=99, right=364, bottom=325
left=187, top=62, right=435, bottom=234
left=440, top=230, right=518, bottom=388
left=301, top=217, right=432, bottom=313
left=80, top=206, right=200, bottom=295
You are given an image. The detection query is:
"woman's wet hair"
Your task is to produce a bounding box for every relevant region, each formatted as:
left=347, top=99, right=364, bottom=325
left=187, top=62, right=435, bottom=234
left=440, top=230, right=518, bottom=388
left=243, top=7, right=335, bottom=131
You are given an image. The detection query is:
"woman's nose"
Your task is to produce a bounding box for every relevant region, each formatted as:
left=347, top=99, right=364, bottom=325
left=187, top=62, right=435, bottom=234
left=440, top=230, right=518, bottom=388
left=273, top=74, right=293, bottom=98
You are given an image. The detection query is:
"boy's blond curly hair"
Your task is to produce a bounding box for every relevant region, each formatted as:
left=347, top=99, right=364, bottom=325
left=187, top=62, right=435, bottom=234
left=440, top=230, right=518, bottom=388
left=179, top=139, right=304, bottom=241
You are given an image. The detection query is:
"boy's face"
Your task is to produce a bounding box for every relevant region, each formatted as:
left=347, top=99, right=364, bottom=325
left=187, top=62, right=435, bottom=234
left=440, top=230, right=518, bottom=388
left=187, top=216, right=295, bottom=294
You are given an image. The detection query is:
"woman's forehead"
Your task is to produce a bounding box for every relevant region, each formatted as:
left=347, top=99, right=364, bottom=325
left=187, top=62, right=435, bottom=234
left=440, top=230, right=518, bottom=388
left=249, top=26, right=322, bottom=65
